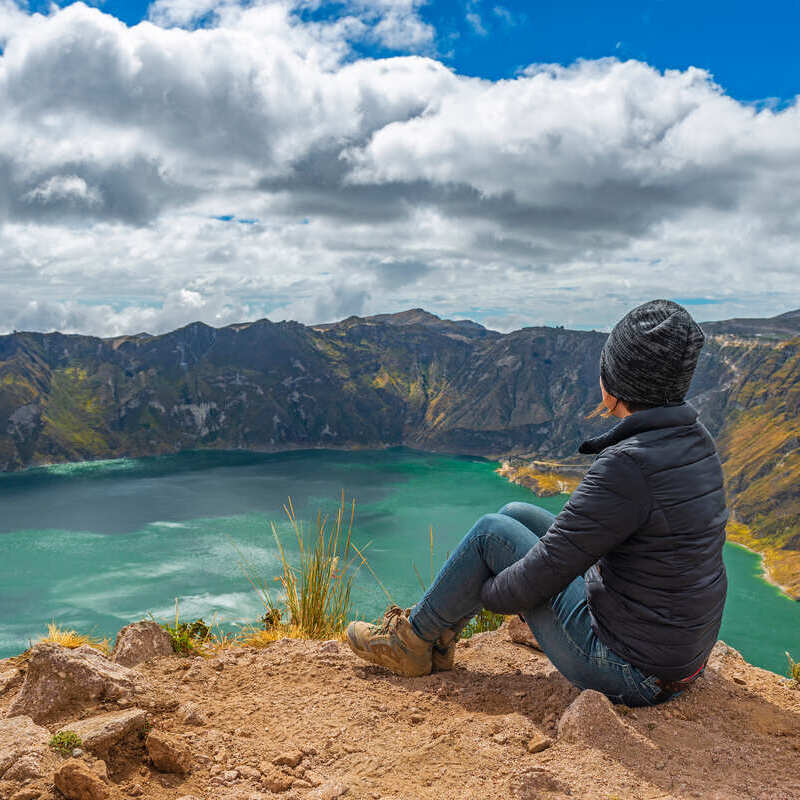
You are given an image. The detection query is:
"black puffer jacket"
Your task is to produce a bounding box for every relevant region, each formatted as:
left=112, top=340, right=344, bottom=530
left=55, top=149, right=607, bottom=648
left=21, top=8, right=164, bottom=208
left=480, top=402, right=728, bottom=681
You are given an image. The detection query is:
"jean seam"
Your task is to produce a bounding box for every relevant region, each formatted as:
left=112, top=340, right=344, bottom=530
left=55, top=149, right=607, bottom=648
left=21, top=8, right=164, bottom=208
left=528, top=603, right=593, bottom=664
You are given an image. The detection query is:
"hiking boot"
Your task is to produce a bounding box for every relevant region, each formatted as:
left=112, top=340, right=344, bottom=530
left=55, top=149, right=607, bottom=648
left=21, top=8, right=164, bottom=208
left=346, top=604, right=433, bottom=677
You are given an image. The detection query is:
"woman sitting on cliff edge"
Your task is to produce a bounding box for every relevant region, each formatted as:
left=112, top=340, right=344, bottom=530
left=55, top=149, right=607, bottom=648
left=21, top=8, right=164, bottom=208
left=346, top=299, right=729, bottom=707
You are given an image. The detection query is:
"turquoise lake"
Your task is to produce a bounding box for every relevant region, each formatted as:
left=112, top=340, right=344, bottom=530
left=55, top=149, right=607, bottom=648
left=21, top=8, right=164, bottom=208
left=0, top=448, right=798, bottom=676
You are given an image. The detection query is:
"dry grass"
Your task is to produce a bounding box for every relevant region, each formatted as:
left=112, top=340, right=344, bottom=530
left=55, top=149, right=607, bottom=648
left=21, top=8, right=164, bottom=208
left=787, top=652, right=800, bottom=684
left=37, top=621, right=110, bottom=654
left=237, top=492, right=358, bottom=641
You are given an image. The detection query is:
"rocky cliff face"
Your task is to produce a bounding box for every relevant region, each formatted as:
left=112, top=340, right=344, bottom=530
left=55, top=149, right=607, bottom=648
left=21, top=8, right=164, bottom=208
left=0, top=310, right=613, bottom=471
left=1, top=307, right=799, bottom=591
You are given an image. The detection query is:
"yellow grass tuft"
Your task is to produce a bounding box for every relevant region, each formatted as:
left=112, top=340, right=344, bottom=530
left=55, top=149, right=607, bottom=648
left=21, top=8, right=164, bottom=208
left=38, top=621, right=110, bottom=654
left=236, top=491, right=359, bottom=642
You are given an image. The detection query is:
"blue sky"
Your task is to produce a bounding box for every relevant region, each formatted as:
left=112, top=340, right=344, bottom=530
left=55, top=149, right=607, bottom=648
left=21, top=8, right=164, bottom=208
left=0, top=0, right=799, bottom=335
left=53, top=0, right=800, bottom=103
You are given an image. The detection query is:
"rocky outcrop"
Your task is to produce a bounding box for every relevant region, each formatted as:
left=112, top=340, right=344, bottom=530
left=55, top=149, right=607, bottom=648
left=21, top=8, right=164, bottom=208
left=0, top=715, right=56, bottom=780
left=8, top=643, right=141, bottom=723
left=0, top=630, right=798, bottom=800
left=56, top=708, right=148, bottom=756
left=112, top=621, right=173, bottom=667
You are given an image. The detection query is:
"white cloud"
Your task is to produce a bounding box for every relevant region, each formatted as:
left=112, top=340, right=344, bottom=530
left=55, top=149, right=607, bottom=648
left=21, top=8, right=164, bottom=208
left=147, top=0, right=435, bottom=53
left=465, top=0, right=486, bottom=36
left=22, top=174, right=103, bottom=207
left=492, top=5, right=515, bottom=26
left=0, top=2, right=798, bottom=337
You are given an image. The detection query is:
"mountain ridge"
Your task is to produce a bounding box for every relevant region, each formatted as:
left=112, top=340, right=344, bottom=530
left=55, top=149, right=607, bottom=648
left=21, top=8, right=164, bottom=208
left=2, top=306, right=799, bottom=596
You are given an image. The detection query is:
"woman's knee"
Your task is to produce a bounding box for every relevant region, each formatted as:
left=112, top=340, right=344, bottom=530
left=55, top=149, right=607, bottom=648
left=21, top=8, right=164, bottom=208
left=466, top=512, right=537, bottom=558
left=469, top=512, right=515, bottom=539
left=497, top=501, right=532, bottom=518
left=497, top=501, right=556, bottom=537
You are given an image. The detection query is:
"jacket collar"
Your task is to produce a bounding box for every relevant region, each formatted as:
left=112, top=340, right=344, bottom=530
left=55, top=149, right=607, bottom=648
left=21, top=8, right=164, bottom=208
left=578, top=401, right=698, bottom=455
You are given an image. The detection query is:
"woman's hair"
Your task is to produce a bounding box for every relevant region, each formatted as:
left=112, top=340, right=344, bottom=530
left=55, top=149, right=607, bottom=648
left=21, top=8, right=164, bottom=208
left=586, top=398, right=658, bottom=419
left=588, top=370, right=660, bottom=419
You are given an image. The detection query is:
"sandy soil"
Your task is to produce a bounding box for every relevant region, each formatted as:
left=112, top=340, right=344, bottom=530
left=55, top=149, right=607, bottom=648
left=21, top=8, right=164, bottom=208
left=2, top=628, right=799, bottom=800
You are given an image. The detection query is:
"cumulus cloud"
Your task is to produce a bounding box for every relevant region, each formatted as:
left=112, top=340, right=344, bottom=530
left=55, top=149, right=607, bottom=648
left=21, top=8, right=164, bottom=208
left=0, top=0, right=798, bottom=337
left=21, top=175, right=102, bottom=208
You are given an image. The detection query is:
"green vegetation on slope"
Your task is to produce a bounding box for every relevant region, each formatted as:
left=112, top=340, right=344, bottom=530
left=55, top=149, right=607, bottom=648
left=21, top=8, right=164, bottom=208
left=1, top=310, right=798, bottom=595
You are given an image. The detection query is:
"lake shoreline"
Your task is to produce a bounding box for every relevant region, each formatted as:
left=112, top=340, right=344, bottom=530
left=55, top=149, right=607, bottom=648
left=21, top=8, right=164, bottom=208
left=725, top=539, right=796, bottom=599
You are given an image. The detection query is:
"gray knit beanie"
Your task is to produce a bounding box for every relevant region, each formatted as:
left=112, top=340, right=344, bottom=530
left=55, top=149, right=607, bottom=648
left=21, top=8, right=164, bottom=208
left=600, top=299, right=705, bottom=407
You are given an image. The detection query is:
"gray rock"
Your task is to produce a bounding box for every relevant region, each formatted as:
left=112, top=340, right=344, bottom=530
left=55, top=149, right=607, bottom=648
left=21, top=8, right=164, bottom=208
left=0, top=715, right=55, bottom=779
left=8, top=643, right=141, bottom=723
left=112, top=621, right=173, bottom=667
left=56, top=708, right=148, bottom=756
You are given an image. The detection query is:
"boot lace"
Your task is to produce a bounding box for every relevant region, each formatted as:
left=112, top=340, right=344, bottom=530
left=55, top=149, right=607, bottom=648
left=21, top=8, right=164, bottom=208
left=377, top=603, right=405, bottom=634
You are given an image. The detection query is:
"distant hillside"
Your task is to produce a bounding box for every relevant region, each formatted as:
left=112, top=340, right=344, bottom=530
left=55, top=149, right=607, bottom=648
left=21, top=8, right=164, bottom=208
left=1, top=307, right=799, bottom=595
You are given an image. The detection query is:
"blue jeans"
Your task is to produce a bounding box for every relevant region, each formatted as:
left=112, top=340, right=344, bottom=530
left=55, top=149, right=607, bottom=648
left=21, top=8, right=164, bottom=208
left=408, top=501, right=675, bottom=707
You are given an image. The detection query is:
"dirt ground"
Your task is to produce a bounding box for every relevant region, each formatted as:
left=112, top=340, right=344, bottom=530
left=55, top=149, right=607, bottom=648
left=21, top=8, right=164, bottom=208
left=2, top=628, right=799, bottom=800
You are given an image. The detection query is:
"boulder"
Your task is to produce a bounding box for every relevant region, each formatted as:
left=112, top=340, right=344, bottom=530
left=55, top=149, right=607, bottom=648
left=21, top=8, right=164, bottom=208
left=557, top=689, right=649, bottom=750
left=8, top=643, right=140, bottom=723
left=53, top=759, right=109, bottom=800
left=0, top=715, right=56, bottom=780
left=55, top=708, right=148, bottom=756
left=145, top=730, right=193, bottom=774
left=502, top=616, right=542, bottom=650
left=112, top=621, right=173, bottom=667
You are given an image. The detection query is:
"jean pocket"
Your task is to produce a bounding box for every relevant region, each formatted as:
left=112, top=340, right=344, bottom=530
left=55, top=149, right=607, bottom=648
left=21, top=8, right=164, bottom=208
left=634, top=673, right=664, bottom=706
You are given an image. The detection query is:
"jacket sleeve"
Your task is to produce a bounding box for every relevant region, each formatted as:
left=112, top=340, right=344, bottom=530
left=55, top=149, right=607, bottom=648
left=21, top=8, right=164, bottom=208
left=480, top=450, right=651, bottom=614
